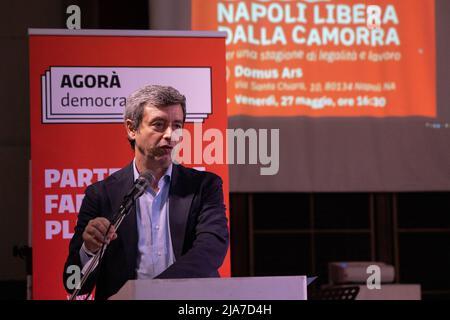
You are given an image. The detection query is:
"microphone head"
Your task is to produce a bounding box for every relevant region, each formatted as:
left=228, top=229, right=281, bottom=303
left=138, top=170, right=155, bottom=185
left=133, top=171, right=155, bottom=198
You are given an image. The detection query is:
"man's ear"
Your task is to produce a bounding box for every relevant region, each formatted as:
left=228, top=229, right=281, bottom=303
left=125, top=119, right=136, bottom=141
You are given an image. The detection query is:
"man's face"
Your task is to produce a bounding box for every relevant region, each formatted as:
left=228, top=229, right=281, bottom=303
left=127, top=104, right=184, bottom=167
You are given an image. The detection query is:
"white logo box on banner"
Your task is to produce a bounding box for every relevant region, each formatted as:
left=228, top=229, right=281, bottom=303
left=41, top=66, right=212, bottom=123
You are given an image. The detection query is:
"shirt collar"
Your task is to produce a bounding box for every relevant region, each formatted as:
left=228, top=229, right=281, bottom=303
left=132, top=158, right=173, bottom=185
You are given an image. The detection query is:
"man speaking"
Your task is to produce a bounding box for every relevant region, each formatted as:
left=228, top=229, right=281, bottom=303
left=63, top=85, right=229, bottom=300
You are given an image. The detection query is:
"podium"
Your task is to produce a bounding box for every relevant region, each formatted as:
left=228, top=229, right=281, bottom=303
left=110, top=276, right=308, bottom=300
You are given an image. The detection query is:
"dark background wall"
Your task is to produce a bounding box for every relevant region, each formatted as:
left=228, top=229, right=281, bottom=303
left=0, top=0, right=65, bottom=289
left=230, top=192, right=450, bottom=300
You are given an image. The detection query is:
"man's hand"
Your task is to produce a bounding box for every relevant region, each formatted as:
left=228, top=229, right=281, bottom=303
left=82, top=217, right=117, bottom=253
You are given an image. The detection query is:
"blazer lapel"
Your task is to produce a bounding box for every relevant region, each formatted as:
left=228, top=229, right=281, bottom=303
left=105, top=162, right=138, bottom=275
left=169, top=165, right=194, bottom=259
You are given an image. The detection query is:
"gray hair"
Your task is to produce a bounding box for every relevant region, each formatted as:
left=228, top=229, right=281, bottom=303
left=124, top=85, right=186, bottom=149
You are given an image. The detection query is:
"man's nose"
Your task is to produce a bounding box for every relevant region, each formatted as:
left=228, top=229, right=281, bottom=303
left=163, top=126, right=173, bottom=141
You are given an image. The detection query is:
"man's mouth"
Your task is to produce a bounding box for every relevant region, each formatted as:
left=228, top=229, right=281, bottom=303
left=158, top=145, right=173, bottom=154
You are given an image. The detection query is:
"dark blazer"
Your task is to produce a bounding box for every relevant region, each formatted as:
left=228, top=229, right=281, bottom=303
left=63, top=162, right=229, bottom=300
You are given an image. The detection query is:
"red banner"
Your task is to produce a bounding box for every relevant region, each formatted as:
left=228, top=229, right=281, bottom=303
left=29, top=30, right=229, bottom=299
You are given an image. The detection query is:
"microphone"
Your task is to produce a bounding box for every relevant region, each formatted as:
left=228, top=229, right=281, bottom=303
left=111, top=171, right=155, bottom=224
left=125, top=170, right=155, bottom=201
left=69, top=170, right=155, bottom=300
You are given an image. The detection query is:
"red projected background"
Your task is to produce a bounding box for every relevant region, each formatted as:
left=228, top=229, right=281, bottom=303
left=193, top=0, right=436, bottom=118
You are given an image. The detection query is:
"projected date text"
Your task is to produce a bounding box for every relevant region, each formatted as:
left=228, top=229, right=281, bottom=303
left=235, top=94, right=387, bottom=109
left=280, top=95, right=386, bottom=108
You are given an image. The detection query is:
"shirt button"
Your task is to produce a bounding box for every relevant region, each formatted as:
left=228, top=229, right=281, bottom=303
left=158, top=252, right=161, bottom=256
left=155, top=225, right=159, bottom=230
